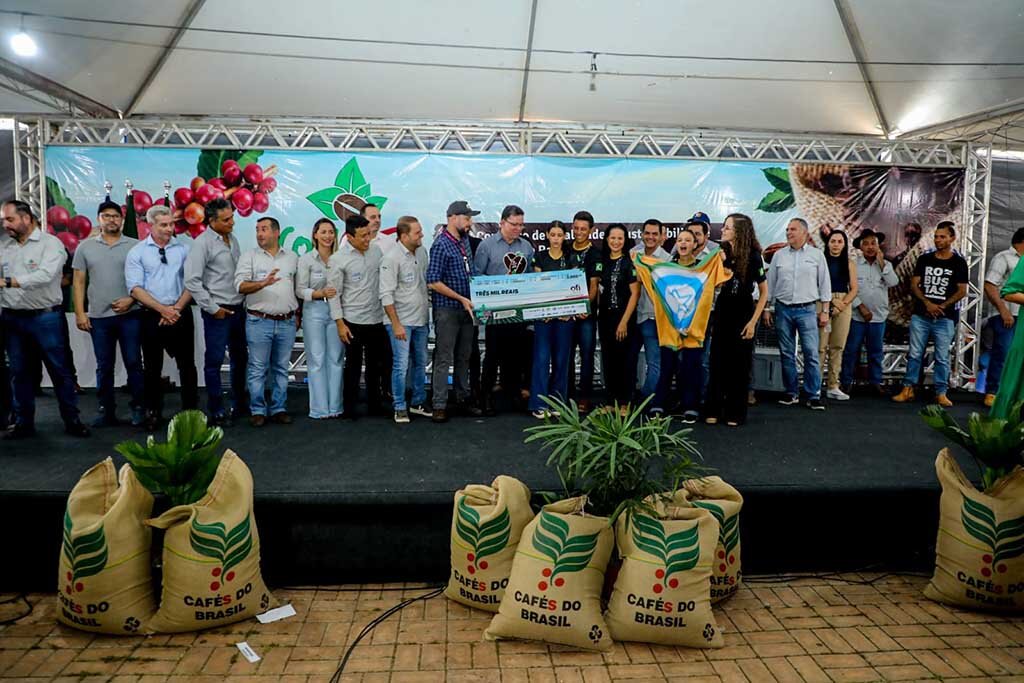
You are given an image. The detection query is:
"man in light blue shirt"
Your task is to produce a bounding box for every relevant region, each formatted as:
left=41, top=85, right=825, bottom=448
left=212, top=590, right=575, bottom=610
left=125, top=205, right=197, bottom=431
left=764, top=218, right=832, bottom=409
left=630, top=219, right=670, bottom=399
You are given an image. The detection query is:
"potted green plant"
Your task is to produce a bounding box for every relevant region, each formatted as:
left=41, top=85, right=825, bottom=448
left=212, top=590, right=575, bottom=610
left=114, top=410, right=226, bottom=583
left=524, top=397, right=706, bottom=523
left=115, top=410, right=226, bottom=506
left=919, top=402, right=1024, bottom=611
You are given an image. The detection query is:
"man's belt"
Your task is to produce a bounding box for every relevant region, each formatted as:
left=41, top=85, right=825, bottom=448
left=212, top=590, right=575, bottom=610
left=246, top=309, right=295, bottom=321
left=3, top=304, right=63, bottom=317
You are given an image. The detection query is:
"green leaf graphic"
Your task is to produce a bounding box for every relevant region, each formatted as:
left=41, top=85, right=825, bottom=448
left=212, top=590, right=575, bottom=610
left=630, top=515, right=700, bottom=583
left=762, top=167, right=792, bottom=192
left=46, top=176, right=77, bottom=215
left=756, top=189, right=795, bottom=213
left=455, top=496, right=511, bottom=568
left=530, top=511, right=599, bottom=579
left=693, top=501, right=740, bottom=554
left=334, top=158, right=367, bottom=194
left=62, top=509, right=108, bottom=588
left=961, top=498, right=1024, bottom=564
left=306, top=188, right=341, bottom=219
left=190, top=514, right=253, bottom=573
left=197, top=150, right=264, bottom=182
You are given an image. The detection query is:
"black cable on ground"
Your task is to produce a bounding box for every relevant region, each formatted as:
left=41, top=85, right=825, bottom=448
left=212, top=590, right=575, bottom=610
left=278, top=584, right=443, bottom=593
left=330, top=586, right=445, bottom=683
left=0, top=593, right=33, bottom=625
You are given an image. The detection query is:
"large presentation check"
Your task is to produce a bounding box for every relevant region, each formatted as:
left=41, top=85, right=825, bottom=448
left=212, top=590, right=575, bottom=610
left=470, top=269, right=590, bottom=324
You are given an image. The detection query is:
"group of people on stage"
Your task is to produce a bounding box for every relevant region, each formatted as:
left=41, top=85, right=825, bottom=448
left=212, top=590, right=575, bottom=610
left=2, top=194, right=1017, bottom=439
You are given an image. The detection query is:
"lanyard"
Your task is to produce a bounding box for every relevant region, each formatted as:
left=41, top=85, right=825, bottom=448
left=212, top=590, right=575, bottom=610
left=444, top=230, right=471, bottom=275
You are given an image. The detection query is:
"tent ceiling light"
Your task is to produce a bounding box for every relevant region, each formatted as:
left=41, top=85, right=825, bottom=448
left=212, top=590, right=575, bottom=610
left=10, top=31, right=37, bottom=57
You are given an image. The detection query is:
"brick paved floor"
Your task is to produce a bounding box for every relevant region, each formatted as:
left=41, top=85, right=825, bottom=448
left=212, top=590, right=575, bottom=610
left=2, top=574, right=1024, bottom=682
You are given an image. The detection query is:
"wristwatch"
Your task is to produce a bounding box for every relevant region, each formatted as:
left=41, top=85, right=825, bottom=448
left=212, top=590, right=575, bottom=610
left=4, top=277, right=11, bottom=288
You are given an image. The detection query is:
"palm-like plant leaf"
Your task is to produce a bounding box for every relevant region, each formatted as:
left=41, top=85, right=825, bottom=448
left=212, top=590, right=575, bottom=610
left=115, top=410, right=225, bottom=505
left=524, top=396, right=706, bottom=521
left=920, top=403, right=1024, bottom=492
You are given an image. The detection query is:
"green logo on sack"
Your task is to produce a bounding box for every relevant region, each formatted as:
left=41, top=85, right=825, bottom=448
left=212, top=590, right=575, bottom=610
left=631, top=515, right=700, bottom=594
left=962, top=497, right=1024, bottom=577
left=531, top=512, right=600, bottom=592
left=693, top=501, right=739, bottom=573
left=62, top=509, right=108, bottom=595
left=190, top=514, right=253, bottom=592
left=455, top=495, right=511, bottom=575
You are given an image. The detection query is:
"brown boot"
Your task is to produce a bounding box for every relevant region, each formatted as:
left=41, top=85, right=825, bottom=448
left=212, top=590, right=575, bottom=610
left=892, top=386, right=915, bottom=403
left=936, top=394, right=954, bottom=408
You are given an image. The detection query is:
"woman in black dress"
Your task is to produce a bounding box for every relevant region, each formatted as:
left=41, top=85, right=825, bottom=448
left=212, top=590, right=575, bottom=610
left=705, top=213, right=767, bottom=426
left=590, top=224, right=639, bottom=414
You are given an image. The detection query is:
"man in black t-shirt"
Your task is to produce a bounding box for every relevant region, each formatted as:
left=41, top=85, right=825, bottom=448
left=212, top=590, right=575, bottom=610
left=568, top=211, right=600, bottom=411
left=893, top=221, right=968, bottom=406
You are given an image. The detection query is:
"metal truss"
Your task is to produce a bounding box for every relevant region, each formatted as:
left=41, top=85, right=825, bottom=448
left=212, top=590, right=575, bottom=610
left=12, top=118, right=45, bottom=222
left=27, top=117, right=971, bottom=167
left=953, top=143, right=993, bottom=389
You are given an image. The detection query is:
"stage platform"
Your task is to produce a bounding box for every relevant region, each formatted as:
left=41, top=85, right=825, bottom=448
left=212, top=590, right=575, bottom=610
left=1, top=388, right=980, bottom=591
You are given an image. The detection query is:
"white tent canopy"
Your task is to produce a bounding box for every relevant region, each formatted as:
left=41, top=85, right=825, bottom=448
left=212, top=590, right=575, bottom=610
left=1, top=0, right=1023, bottom=141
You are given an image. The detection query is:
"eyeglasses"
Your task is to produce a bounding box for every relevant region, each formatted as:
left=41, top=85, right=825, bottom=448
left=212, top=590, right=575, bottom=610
left=158, top=247, right=167, bottom=265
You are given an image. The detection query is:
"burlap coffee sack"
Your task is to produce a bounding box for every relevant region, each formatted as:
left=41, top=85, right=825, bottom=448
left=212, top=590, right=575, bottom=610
left=145, top=450, right=276, bottom=633
left=924, top=449, right=1024, bottom=612
left=485, top=497, right=614, bottom=651
left=605, top=494, right=724, bottom=647
left=58, top=458, right=156, bottom=634
left=682, top=477, right=743, bottom=603
left=445, top=476, right=533, bottom=612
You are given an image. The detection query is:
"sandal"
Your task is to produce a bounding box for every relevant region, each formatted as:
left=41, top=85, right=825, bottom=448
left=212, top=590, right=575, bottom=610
left=705, top=417, right=718, bottom=425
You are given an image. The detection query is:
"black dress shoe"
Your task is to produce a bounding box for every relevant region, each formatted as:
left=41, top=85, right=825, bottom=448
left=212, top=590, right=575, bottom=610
left=64, top=421, right=91, bottom=438
left=459, top=402, right=484, bottom=418
left=270, top=412, right=293, bottom=425
left=208, top=413, right=232, bottom=428
left=4, top=424, right=37, bottom=440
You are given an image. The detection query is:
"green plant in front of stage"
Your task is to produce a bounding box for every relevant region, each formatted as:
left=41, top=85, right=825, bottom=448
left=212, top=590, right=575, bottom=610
left=524, top=396, right=706, bottom=524
left=921, top=401, right=1024, bottom=492
left=115, top=410, right=225, bottom=505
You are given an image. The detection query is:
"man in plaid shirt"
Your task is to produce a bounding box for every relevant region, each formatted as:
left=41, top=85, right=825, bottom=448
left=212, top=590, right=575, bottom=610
left=427, top=201, right=480, bottom=422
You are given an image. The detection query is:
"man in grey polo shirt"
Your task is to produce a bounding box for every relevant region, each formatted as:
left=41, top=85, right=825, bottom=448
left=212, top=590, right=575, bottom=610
left=72, top=198, right=143, bottom=427
left=329, top=214, right=387, bottom=419
left=380, top=215, right=431, bottom=423
left=235, top=216, right=298, bottom=427
left=474, top=204, right=535, bottom=415
left=185, top=197, right=248, bottom=426
left=764, top=217, right=832, bottom=410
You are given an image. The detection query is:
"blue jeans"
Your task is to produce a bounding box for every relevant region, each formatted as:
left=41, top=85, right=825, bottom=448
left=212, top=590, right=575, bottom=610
left=302, top=300, right=344, bottom=418
left=904, top=314, right=955, bottom=395
left=202, top=307, right=248, bottom=417
left=840, top=320, right=886, bottom=387
left=245, top=314, right=296, bottom=416
left=570, top=316, right=597, bottom=399
left=653, top=346, right=703, bottom=413
left=529, top=319, right=574, bottom=411
left=5, top=310, right=80, bottom=427
left=89, top=313, right=144, bottom=413
left=386, top=322, right=428, bottom=411
left=985, top=314, right=1017, bottom=394
left=775, top=302, right=822, bottom=400
left=633, top=319, right=661, bottom=398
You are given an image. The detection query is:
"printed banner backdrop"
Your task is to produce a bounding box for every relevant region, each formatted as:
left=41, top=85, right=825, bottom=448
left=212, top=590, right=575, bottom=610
left=44, top=148, right=963, bottom=331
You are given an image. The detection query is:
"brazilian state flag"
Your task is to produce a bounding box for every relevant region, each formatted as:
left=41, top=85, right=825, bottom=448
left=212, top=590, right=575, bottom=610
left=634, top=249, right=732, bottom=350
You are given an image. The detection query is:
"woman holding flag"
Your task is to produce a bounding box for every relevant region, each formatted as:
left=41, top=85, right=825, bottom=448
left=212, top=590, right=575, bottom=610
left=704, top=213, right=768, bottom=426
left=649, top=230, right=706, bottom=423
left=591, top=224, right=639, bottom=414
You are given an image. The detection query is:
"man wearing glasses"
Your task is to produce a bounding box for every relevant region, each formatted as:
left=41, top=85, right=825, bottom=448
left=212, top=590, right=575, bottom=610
left=124, top=204, right=197, bottom=431
left=0, top=200, right=90, bottom=439
left=473, top=204, right=535, bottom=415
left=426, top=201, right=480, bottom=422
left=72, top=199, right=144, bottom=428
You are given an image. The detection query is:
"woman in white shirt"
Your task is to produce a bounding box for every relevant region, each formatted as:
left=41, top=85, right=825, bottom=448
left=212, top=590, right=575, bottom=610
left=295, top=219, right=342, bottom=419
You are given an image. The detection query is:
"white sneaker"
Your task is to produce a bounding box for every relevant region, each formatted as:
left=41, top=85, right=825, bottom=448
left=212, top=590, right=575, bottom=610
left=826, top=387, right=850, bottom=401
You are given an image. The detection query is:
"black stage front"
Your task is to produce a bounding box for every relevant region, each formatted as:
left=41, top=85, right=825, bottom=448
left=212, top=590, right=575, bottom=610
left=1, top=388, right=978, bottom=590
